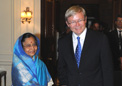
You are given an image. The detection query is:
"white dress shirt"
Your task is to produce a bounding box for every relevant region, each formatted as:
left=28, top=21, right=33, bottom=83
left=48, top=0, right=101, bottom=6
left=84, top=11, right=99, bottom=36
left=117, top=28, right=122, bottom=50
left=72, top=28, right=87, bottom=53
left=117, top=28, right=122, bottom=37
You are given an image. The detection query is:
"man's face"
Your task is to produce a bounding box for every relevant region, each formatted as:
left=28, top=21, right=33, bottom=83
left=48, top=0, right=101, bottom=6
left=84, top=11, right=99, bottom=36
left=66, top=12, right=87, bottom=36
left=115, top=17, right=122, bottom=29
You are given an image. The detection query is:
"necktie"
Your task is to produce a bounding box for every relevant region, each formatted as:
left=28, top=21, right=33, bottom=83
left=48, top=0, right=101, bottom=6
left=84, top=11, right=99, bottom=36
left=75, top=37, right=82, bottom=68
left=119, top=30, right=122, bottom=50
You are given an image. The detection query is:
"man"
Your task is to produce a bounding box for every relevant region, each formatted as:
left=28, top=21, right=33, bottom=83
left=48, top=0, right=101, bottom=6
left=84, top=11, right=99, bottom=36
left=108, top=14, right=122, bottom=70
left=57, top=5, right=113, bottom=86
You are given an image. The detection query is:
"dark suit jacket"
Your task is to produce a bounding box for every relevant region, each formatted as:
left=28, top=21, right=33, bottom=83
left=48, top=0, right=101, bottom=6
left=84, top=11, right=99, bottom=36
left=107, top=29, right=122, bottom=70
left=57, top=29, right=113, bottom=86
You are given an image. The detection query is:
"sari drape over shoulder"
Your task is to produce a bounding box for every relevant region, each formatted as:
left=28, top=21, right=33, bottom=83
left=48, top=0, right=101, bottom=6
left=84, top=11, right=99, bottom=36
left=12, top=34, right=53, bottom=86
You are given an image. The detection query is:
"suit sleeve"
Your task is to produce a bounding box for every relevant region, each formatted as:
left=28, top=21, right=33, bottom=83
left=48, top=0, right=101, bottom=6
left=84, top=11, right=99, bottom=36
left=101, top=34, right=114, bottom=86
left=57, top=39, right=68, bottom=85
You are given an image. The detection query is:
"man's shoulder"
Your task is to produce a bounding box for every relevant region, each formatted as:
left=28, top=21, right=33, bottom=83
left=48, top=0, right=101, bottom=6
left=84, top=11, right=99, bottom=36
left=59, top=32, right=72, bottom=41
left=87, top=29, right=105, bottom=37
left=107, top=29, right=118, bottom=37
left=109, top=29, right=117, bottom=33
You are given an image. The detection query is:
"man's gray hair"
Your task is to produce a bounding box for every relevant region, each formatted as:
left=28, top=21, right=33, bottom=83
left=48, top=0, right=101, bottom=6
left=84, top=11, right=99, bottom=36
left=65, top=5, right=87, bottom=21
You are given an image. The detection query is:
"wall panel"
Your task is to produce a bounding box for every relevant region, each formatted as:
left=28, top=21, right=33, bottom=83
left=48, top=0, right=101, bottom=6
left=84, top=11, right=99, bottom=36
left=0, top=0, right=40, bottom=86
left=0, top=0, right=14, bottom=85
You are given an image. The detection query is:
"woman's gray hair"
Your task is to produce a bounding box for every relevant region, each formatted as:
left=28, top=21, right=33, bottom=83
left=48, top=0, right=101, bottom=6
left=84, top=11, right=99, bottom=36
left=65, top=5, right=87, bottom=21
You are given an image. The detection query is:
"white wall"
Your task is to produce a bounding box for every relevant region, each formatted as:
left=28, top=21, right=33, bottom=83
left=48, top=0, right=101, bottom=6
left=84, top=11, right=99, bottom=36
left=0, top=0, right=41, bottom=86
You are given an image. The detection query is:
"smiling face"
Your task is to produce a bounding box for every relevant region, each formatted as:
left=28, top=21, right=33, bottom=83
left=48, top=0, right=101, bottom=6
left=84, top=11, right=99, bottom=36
left=66, top=12, right=87, bottom=36
left=22, top=36, right=37, bottom=58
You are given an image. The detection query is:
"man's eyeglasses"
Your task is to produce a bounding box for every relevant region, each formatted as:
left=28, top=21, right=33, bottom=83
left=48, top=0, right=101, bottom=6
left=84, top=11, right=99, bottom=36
left=68, top=19, right=85, bottom=25
left=116, top=20, right=122, bottom=23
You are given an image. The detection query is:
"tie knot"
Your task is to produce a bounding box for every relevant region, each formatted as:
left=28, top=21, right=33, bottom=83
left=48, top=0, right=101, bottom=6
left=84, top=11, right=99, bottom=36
left=77, top=37, right=80, bottom=40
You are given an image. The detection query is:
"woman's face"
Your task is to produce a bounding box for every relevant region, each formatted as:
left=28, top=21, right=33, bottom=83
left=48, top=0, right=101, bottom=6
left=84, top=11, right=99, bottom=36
left=22, top=37, right=37, bottom=58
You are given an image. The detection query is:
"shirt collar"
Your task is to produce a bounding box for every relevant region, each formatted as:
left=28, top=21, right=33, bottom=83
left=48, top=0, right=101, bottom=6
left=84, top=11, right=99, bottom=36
left=73, top=28, right=87, bottom=41
left=117, top=28, right=122, bottom=31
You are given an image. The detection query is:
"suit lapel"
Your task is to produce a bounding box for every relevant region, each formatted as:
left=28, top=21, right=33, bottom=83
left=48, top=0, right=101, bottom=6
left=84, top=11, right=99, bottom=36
left=112, top=29, right=119, bottom=46
left=114, top=29, right=119, bottom=42
left=67, top=32, right=79, bottom=70
left=67, top=30, right=93, bottom=69
left=68, top=30, right=92, bottom=69
left=79, top=29, right=92, bottom=68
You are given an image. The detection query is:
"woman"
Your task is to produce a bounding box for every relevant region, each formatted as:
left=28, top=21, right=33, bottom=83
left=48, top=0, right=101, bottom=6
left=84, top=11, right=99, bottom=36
left=12, top=33, right=53, bottom=86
